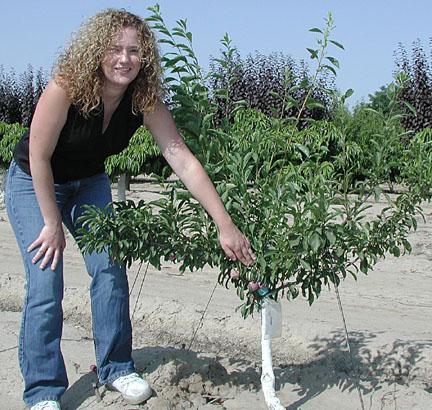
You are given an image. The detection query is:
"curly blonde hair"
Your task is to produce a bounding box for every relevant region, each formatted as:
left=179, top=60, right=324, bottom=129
left=53, top=8, right=162, bottom=115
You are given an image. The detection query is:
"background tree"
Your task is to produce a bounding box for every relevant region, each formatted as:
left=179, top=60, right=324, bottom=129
left=19, top=65, right=35, bottom=128
left=0, top=66, right=21, bottom=125
left=104, top=126, right=169, bottom=200
left=367, top=84, right=394, bottom=115
left=208, top=48, right=335, bottom=126
left=0, top=65, right=47, bottom=127
left=395, top=40, right=432, bottom=132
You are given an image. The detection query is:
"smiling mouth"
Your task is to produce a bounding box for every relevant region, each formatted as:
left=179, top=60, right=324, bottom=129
left=115, top=67, right=131, bottom=72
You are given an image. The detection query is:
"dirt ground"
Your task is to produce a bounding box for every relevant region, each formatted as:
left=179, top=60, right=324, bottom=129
left=0, top=177, right=431, bottom=410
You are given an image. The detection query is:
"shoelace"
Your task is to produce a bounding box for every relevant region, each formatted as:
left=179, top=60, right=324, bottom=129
left=114, top=372, right=141, bottom=390
left=32, top=402, right=60, bottom=410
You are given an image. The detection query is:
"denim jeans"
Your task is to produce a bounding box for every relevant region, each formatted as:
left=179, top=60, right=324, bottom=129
left=5, top=160, right=135, bottom=406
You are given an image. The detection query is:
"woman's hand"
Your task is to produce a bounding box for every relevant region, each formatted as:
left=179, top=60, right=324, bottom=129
left=28, top=224, right=66, bottom=271
left=218, top=222, right=256, bottom=266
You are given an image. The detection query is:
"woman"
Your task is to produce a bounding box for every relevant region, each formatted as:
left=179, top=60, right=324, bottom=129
left=5, top=9, right=255, bottom=410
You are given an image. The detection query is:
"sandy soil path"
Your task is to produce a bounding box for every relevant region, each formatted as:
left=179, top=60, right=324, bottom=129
left=0, top=179, right=431, bottom=409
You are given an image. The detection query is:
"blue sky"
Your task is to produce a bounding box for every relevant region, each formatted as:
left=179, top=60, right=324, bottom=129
left=1, top=0, right=431, bottom=105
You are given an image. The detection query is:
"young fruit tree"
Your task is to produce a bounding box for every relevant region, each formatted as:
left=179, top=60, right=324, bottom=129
left=76, top=6, right=432, bottom=409
left=77, top=105, right=431, bottom=408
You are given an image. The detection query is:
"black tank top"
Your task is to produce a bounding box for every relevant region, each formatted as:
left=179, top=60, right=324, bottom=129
left=14, top=87, right=142, bottom=183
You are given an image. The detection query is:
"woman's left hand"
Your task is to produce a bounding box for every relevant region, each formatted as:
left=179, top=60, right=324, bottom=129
left=218, top=222, right=256, bottom=266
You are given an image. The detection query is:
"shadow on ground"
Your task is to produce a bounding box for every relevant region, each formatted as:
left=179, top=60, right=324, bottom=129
left=282, top=330, right=432, bottom=409
left=61, top=330, right=432, bottom=409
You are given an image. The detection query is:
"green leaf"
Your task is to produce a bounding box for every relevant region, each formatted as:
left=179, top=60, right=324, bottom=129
left=402, top=239, right=412, bottom=253
left=360, top=259, right=368, bottom=274
left=344, top=88, right=354, bottom=99
left=162, top=55, right=188, bottom=67
left=306, top=100, right=325, bottom=110
left=309, top=27, right=323, bottom=33
left=391, top=246, right=401, bottom=257
left=329, top=39, right=345, bottom=50
left=180, top=75, right=199, bottom=84
left=289, top=236, right=301, bottom=247
left=403, top=101, right=417, bottom=116
left=306, top=48, right=319, bottom=59
left=325, top=230, right=336, bottom=245
left=294, top=143, right=310, bottom=158
left=322, top=64, right=337, bottom=76
left=309, top=233, right=321, bottom=252
left=326, top=56, right=340, bottom=68
left=269, top=90, right=282, bottom=99
left=364, top=107, right=382, bottom=117
left=308, top=289, right=315, bottom=305
left=158, top=38, right=176, bottom=47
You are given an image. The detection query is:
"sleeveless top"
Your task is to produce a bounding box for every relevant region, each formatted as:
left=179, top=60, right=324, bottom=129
left=14, top=86, right=142, bottom=183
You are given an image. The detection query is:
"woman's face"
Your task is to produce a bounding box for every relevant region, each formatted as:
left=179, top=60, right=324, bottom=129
left=101, top=27, right=142, bottom=91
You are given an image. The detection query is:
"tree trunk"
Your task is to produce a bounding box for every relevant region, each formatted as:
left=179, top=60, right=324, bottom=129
left=117, top=173, right=130, bottom=202
left=261, top=299, right=284, bottom=410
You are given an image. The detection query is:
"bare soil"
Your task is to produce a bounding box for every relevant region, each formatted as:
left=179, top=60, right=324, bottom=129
left=0, top=178, right=431, bottom=409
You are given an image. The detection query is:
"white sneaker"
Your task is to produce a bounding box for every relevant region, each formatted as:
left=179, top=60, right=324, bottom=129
left=30, top=401, right=61, bottom=410
left=110, top=372, right=152, bottom=404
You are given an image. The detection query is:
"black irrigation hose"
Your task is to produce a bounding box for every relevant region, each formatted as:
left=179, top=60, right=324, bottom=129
left=131, top=260, right=150, bottom=321
left=187, top=279, right=218, bottom=351
left=129, top=257, right=218, bottom=352
left=0, top=345, right=18, bottom=354
left=129, top=260, right=143, bottom=297
left=334, top=284, right=365, bottom=410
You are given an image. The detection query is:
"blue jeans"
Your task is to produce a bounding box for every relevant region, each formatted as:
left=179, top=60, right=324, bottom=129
left=5, top=160, right=135, bottom=406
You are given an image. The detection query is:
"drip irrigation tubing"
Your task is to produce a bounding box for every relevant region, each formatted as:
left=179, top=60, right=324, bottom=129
left=334, top=284, right=365, bottom=410
left=187, top=279, right=218, bottom=351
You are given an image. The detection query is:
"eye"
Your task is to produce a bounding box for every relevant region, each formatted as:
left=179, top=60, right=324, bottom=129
left=108, top=46, right=121, bottom=54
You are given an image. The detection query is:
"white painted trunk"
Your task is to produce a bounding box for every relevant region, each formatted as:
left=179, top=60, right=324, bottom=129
left=117, top=173, right=128, bottom=202
left=261, top=300, right=284, bottom=410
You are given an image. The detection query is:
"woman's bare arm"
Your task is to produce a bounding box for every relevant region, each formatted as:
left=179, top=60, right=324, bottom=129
left=144, top=101, right=255, bottom=266
left=28, top=79, right=71, bottom=270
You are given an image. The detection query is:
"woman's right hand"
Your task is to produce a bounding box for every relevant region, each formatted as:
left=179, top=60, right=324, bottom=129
left=28, top=224, right=66, bottom=271
left=26, top=79, right=70, bottom=272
